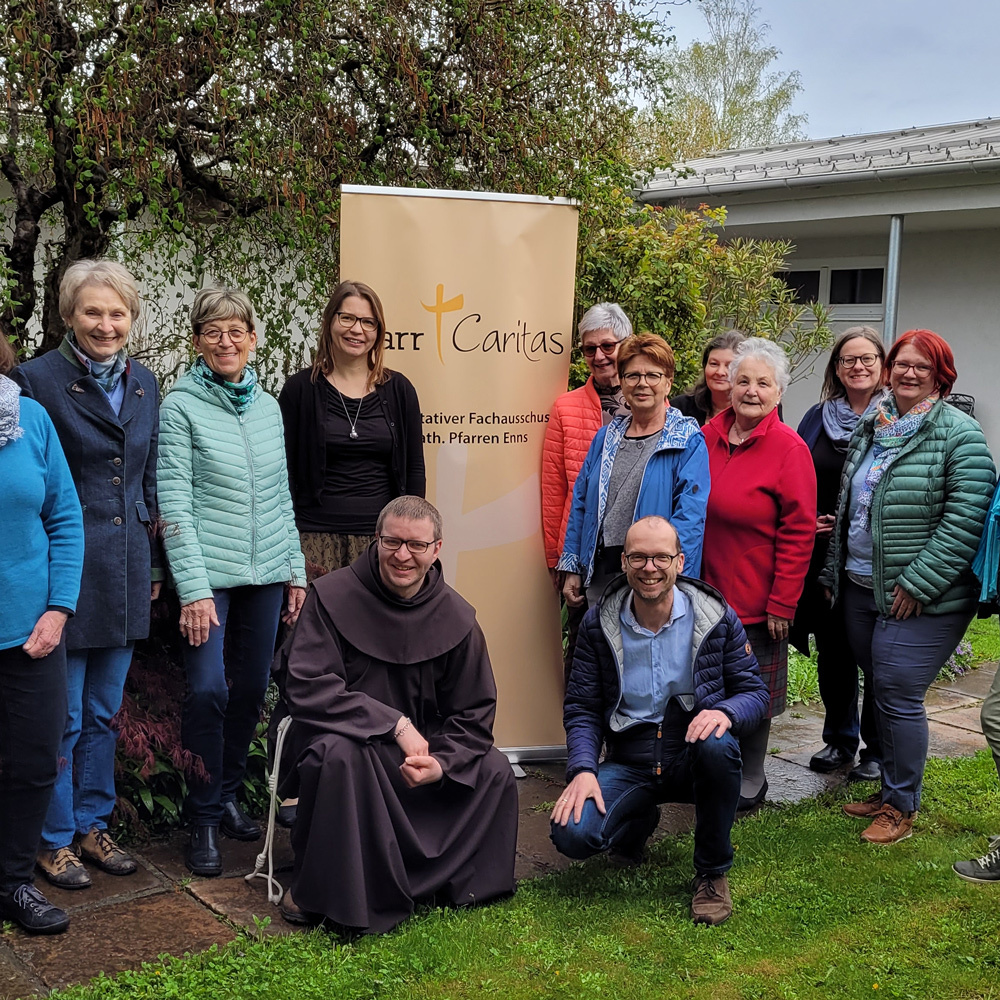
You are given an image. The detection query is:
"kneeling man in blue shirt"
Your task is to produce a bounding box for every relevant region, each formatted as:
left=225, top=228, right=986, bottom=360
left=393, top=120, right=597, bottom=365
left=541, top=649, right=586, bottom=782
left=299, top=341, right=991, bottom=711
left=551, top=515, right=768, bottom=925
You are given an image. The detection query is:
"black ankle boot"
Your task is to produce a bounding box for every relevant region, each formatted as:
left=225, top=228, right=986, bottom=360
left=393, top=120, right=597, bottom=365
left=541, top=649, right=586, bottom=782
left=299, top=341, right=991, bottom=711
left=186, top=825, right=222, bottom=876
left=220, top=801, right=261, bottom=841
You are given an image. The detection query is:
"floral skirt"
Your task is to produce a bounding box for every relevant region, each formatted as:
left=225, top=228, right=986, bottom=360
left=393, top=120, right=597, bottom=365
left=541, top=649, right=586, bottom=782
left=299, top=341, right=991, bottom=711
left=299, top=532, right=375, bottom=585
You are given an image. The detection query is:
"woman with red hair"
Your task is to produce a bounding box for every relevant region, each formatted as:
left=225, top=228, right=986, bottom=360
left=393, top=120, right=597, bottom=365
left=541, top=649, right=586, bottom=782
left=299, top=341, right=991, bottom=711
left=819, top=329, right=995, bottom=844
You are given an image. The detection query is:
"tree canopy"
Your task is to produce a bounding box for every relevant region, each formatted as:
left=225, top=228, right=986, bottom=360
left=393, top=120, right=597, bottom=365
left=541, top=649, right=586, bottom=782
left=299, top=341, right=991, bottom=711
left=650, top=0, right=807, bottom=160
left=1, top=0, right=666, bottom=377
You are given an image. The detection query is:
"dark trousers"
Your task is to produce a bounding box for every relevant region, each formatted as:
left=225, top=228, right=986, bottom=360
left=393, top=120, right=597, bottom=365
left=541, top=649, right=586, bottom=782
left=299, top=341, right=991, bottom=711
left=181, top=583, right=284, bottom=824
left=843, top=580, right=970, bottom=812
left=815, top=593, right=880, bottom=761
left=0, top=642, right=67, bottom=892
left=550, top=728, right=742, bottom=875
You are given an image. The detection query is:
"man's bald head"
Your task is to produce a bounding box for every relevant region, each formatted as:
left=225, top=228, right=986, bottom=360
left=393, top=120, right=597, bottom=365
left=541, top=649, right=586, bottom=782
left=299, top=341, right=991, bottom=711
left=624, top=516, right=681, bottom=554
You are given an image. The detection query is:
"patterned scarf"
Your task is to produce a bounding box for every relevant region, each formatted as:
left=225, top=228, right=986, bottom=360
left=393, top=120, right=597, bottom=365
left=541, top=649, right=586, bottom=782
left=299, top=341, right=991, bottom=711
left=190, top=355, right=258, bottom=415
left=0, top=374, right=25, bottom=449
left=67, top=331, right=127, bottom=394
left=856, top=392, right=939, bottom=529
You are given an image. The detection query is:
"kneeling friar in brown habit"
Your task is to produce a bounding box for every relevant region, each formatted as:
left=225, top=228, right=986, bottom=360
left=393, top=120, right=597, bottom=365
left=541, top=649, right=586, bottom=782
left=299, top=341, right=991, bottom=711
left=273, top=495, right=518, bottom=933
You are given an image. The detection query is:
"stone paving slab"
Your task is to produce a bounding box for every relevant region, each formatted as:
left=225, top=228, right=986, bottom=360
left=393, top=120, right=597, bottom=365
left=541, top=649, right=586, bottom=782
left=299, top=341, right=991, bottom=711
left=927, top=720, right=988, bottom=757
left=188, top=877, right=297, bottom=938
left=3, top=891, right=234, bottom=992
left=925, top=686, right=981, bottom=712
left=937, top=666, right=998, bottom=700
left=0, top=946, right=42, bottom=1000
left=37, top=861, right=162, bottom=914
left=930, top=705, right=985, bottom=733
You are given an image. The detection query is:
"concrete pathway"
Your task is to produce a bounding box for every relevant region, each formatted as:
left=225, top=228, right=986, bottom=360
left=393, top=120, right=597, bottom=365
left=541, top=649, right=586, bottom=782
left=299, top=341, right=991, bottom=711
left=2, top=663, right=995, bottom=999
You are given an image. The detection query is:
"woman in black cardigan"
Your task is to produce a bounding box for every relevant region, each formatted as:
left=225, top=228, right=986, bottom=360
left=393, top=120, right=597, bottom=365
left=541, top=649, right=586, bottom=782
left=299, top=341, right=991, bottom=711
left=278, top=280, right=425, bottom=583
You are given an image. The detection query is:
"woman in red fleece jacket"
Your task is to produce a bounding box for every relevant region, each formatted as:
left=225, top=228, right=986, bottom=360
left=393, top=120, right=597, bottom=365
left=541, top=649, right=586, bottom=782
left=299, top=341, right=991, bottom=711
left=702, top=338, right=816, bottom=809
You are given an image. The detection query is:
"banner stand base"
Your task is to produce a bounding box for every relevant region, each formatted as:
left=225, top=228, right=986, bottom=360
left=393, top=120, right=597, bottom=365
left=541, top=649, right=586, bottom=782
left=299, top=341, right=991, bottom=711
left=502, top=745, right=567, bottom=776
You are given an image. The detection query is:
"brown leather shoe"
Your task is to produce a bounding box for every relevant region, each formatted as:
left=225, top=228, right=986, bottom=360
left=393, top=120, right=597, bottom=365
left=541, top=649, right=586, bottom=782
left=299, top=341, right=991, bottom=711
left=78, top=829, right=137, bottom=875
left=280, top=888, right=312, bottom=926
left=842, top=792, right=884, bottom=818
left=691, top=873, right=732, bottom=925
left=861, top=805, right=915, bottom=844
left=37, top=847, right=91, bottom=889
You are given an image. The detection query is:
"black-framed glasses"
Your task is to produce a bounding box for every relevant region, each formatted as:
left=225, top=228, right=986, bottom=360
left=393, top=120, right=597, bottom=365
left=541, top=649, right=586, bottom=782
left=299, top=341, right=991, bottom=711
left=624, top=552, right=680, bottom=570
left=622, top=371, right=666, bottom=386
left=335, top=311, right=379, bottom=333
left=197, top=328, right=250, bottom=344
left=891, top=360, right=933, bottom=376
left=377, top=535, right=438, bottom=555
left=582, top=341, right=619, bottom=358
left=837, top=354, right=879, bottom=369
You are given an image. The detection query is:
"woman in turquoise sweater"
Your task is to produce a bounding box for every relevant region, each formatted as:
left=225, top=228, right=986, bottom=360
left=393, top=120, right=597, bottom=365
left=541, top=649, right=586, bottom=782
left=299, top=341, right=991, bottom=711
left=820, top=329, right=995, bottom=845
left=0, top=337, right=83, bottom=934
left=158, top=288, right=306, bottom=877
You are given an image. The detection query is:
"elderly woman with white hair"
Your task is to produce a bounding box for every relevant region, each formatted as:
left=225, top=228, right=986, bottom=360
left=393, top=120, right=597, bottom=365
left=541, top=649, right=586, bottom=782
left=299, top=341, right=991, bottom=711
left=158, top=287, right=306, bottom=876
left=702, top=337, right=816, bottom=809
left=12, top=259, right=162, bottom=890
left=541, top=303, right=632, bottom=677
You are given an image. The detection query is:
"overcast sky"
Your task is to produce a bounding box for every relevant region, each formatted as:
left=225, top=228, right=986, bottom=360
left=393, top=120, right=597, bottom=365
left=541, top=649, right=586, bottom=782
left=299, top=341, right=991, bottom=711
left=664, top=0, right=1000, bottom=140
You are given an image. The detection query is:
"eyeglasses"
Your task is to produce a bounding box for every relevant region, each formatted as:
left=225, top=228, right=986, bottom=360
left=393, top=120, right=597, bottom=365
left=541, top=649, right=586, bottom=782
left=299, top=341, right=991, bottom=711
left=197, top=328, right=250, bottom=344
left=891, top=360, right=933, bottom=376
left=622, top=371, right=666, bottom=385
left=837, top=354, right=879, bottom=369
left=335, top=311, right=379, bottom=333
left=624, top=552, right=680, bottom=570
left=582, top=341, right=619, bottom=358
left=377, top=535, right=438, bottom=555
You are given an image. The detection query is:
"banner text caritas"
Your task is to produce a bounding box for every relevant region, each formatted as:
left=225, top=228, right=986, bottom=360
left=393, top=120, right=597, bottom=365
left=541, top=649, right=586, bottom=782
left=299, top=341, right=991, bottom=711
left=422, top=409, right=549, bottom=445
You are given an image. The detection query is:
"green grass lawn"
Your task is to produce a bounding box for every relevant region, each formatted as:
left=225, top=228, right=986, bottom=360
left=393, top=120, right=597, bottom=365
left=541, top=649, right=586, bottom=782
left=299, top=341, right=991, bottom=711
left=52, top=753, right=1000, bottom=1000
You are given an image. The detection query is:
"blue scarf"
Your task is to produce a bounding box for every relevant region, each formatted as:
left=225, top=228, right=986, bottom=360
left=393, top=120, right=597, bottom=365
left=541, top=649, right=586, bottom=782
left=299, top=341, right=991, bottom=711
left=821, top=393, right=882, bottom=448
left=190, top=356, right=258, bottom=415
left=67, top=331, right=127, bottom=394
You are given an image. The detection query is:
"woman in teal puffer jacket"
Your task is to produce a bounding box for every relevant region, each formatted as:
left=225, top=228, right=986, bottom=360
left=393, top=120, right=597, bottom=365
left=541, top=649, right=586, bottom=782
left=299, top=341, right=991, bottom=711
left=819, top=329, right=995, bottom=845
left=159, top=287, right=306, bottom=877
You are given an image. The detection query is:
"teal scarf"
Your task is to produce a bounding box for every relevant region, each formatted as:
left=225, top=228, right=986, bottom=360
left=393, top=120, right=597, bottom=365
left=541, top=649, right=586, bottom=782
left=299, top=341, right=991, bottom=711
left=191, top=356, right=258, bottom=415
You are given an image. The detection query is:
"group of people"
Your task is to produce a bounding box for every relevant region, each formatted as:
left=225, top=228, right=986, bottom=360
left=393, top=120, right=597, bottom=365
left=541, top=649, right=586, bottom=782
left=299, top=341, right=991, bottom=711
left=3, top=266, right=1000, bottom=939
left=543, top=304, right=1000, bottom=923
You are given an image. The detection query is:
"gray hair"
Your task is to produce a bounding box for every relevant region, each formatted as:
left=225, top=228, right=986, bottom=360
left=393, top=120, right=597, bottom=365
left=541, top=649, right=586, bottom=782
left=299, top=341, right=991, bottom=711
left=376, top=496, right=443, bottom=540
left=59, top=259, right=142, bottom=331
left=578, top=302, right=633, bottom=344
left=729, top=337, right=790, bottom=394
left=190, top=287, right=256, bottom=335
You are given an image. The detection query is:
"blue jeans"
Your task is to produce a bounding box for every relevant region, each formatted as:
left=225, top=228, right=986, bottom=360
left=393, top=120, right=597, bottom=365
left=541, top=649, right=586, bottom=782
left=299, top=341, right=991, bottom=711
left=550, top=730, right=742, bottom=875
left=181, top=584, right=283, bottom=825
left=843, top=581, right=970, bottom=812
left=41, top=644, right=135, bottom=850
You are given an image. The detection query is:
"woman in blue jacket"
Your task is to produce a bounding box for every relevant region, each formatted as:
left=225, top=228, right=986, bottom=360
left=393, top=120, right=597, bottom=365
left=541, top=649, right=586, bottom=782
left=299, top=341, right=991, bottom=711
left=0, top=337, right=83, bottom=934
left=558, top=334, right=710, bottom=609
left=13, top=260, right=161, bottom=892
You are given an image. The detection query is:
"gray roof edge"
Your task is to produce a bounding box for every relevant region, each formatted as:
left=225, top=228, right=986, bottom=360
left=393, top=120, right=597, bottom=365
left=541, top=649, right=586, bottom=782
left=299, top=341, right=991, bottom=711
left=638, top=156, right=1000, bottom=204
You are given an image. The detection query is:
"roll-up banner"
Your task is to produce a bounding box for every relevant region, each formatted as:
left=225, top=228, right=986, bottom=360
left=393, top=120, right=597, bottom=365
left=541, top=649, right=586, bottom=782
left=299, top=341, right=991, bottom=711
left=340, top=186, right=579, bottom=756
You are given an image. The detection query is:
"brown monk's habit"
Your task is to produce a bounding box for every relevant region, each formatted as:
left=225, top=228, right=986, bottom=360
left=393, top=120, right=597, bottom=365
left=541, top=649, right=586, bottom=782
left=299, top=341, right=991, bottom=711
left=275, top=545, right=518, bottom=934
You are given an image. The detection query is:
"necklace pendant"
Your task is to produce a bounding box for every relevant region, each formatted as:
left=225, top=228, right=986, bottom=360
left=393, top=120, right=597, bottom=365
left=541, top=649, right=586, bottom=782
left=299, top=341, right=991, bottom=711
left=350, top=428, right=359, bottom=440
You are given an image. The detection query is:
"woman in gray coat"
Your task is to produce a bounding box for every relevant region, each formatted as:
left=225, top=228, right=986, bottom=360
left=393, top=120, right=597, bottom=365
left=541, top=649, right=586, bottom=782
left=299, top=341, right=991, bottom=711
left=12, top=260, right=161, bottom=890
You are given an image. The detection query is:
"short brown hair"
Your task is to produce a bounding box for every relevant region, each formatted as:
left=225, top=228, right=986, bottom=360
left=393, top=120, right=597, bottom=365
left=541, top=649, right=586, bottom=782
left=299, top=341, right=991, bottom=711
left=617, top=332, right=675, bottom=379
left=376, top=496, right=443, bottom=539
left=312, top=280, right=389, bottom=391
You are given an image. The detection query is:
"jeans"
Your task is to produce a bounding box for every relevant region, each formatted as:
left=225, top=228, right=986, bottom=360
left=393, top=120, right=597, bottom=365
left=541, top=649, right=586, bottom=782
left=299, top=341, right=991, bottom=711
left=550, top=729, right=742, bottom=875
left=41, top=643, right=134, bottom=850
left=816, top=592, right=879, bottom=761
left=182, top=584, right=284, bottom=825
left=842, top=580, right=970, bottom=812
left=0, top=642, right=67, bottom=890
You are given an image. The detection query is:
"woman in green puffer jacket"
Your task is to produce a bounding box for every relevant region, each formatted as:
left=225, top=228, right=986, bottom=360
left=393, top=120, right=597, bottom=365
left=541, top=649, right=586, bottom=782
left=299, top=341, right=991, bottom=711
left=819, top=329, right=995, bottom=846
left=158, top=287, right=306, bottom=878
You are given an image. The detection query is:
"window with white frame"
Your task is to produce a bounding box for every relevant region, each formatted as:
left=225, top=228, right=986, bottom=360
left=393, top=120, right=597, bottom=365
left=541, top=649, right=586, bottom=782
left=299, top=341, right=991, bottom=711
left=776, top=257, right=886, bottom=322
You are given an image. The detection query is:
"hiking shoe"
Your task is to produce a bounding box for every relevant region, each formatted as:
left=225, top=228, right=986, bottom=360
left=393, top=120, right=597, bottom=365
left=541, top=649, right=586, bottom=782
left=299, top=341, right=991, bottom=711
left=0, top=883, right=69, bottom=934
left=842, top=791, right=883, bottom=818
left=953, top=837, right=1000, bottom=883
left=691, top=873, right=732, bottom=925
left=861, top=804, right=914, bottom=844
left=78, top=829, right=137, bottom=876
left=37, top=846, right=91, bottom=889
